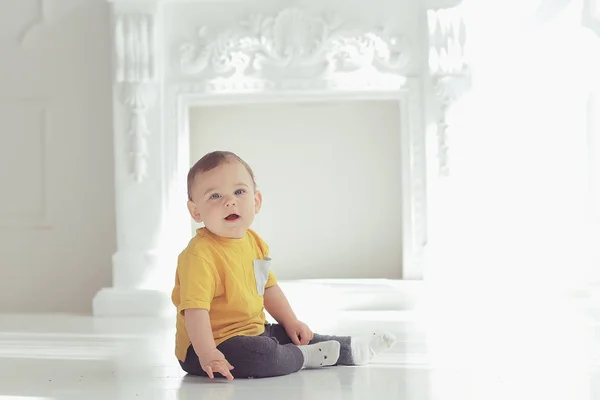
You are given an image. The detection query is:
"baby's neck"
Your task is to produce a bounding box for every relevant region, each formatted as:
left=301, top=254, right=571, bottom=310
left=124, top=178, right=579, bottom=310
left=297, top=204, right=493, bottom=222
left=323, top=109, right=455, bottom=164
left=204, top=227, right=248, bottom=241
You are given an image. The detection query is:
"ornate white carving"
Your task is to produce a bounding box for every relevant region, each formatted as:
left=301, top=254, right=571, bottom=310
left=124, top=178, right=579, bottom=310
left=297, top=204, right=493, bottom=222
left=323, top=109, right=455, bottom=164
left=433, top=74, right=471, bottom=177
left=428, top=6, right=471, bottom=177
left=114, top=12, right=157, bottom=182
left=179, top=8, right=409, bottom=81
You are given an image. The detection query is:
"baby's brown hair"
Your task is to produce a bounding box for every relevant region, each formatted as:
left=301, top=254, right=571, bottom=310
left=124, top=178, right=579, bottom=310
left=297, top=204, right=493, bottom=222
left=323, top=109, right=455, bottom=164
left=187, top=151, right=257, bottom=200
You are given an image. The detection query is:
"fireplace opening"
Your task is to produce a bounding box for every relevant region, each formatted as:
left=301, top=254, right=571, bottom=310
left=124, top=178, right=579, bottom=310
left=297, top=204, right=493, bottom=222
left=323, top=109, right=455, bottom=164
left=188, top=100, right=403, bottom=280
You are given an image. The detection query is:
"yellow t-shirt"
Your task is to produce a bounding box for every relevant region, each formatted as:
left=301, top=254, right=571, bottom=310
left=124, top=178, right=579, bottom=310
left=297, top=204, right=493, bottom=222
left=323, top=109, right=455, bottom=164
left=171, top=227, right=277, bottom=362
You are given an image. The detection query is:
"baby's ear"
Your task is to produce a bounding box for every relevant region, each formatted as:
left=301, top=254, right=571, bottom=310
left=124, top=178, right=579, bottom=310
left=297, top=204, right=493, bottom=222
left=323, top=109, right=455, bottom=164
left=187, top=200, right=203, bottom=223
left=254, top=190, right=263, bottom=214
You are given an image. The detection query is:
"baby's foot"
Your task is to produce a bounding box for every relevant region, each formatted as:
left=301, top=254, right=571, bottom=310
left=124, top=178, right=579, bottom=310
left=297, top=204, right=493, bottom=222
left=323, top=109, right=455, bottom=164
left=350, top=332, right=396, bottom=365
left=298, top=340, right=341, bottom=368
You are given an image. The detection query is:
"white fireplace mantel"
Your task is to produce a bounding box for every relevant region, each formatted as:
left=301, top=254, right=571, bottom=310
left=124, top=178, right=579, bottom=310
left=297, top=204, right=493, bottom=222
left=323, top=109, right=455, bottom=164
left=93, top=0, right=470, bottom=316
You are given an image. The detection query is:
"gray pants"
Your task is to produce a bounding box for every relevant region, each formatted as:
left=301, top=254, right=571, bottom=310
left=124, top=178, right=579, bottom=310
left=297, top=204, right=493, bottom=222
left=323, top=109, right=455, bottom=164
left=179, top=323, right=354, bottom=379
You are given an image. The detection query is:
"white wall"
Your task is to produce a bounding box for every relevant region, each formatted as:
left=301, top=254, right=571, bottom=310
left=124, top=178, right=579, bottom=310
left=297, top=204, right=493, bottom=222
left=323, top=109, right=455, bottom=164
left=189, top=101, right=403, bottom=280
left=0, top=0, right=114, bottom=313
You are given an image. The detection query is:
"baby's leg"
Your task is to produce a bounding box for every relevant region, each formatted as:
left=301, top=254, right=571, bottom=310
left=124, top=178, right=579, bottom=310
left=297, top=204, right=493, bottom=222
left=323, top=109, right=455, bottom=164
left=180, top=335, right=340, bottom=379
left=312, top=332, right=396, bottom=365
left=266, top=324, right=396, bottom=366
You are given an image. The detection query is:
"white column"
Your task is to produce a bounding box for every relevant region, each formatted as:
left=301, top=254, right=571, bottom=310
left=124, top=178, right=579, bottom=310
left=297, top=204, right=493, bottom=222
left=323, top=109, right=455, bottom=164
left=93, top=0, right=172, bottom=317
left=427, top=4, right=471, bottom=179
left=422, top=1, right=471, bottom=280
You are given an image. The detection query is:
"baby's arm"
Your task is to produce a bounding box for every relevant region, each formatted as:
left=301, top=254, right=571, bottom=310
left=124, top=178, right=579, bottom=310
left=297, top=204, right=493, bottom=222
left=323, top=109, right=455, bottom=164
left=264, top=284, right=297, bottom=326
left=185, top=308, right=217, bottom=356
left=177, top=254, right=232, bottom=378
left=184, top=308, right=234, bottom=380
left=264, top=285, right=314, bottom=345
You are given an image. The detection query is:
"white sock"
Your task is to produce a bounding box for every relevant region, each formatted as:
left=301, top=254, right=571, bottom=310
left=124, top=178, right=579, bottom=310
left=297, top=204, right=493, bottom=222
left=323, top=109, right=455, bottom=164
left=350, top=332, right=396, bottom=365
left=298, top=340, right=340, bottom=369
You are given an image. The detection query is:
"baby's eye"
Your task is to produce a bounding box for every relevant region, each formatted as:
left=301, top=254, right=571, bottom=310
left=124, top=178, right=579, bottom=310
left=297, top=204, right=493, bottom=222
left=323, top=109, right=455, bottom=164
left=209, top=193, right=221, bottom=200
left=234, top=189, right=246, bottom=195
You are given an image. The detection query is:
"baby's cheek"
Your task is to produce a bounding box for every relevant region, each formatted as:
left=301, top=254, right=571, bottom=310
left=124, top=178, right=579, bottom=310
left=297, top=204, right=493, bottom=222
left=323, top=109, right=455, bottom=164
left=204, top=205, right=219, bottom=218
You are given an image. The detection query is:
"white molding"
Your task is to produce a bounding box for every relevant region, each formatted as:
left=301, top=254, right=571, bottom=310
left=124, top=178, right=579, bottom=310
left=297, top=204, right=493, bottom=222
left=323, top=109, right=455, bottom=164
left=112, top=7, right=159, bottom=183
left=179, top=8, right=410, bottom=80
left=426, top=5, right=471, bottom=177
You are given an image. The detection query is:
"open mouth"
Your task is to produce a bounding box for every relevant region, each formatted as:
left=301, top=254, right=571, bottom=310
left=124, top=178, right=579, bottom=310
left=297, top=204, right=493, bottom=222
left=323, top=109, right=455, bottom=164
left=224, top=214, right=240, bottom=221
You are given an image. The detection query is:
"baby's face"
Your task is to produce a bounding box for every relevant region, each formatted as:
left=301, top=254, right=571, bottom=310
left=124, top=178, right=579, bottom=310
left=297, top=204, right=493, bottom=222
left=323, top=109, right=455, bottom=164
left=187, top=161, right=261, bottom=239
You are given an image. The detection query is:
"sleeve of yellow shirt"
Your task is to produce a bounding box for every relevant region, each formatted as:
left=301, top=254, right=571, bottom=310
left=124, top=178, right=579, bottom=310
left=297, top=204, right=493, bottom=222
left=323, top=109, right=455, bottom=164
left=177, top=253, right=218, bottom=315
left=266, top=269, right=278, bottom=288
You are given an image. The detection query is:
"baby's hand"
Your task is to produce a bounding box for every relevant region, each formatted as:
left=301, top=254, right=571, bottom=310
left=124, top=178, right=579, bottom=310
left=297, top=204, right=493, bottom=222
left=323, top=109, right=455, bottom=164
left=284, top=319, right=314, bottom=346
left=198, top=349, right=235, bottom=380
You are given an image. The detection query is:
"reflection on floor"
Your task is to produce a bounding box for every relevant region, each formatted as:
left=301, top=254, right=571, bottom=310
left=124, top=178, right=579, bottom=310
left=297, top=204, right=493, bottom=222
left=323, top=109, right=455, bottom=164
left=0, top=282, right=598, bottom=400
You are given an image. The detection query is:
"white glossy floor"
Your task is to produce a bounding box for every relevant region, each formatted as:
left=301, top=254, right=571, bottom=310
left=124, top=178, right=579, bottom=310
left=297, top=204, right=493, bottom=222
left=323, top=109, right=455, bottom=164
left=0, top=293, right=598, bottom=400
left=0, top=311, right=424, bottom=400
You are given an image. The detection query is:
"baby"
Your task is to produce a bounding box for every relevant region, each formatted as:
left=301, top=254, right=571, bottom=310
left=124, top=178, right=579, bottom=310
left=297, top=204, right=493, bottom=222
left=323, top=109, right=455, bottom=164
left=172, top=151, right=396, bottom=380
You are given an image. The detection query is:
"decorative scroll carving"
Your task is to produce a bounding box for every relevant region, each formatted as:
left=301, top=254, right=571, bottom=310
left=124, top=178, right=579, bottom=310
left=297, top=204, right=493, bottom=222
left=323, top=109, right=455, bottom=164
left=114, top=12, right=157, bottom=182
left=428, top=6, right=471, bottom=177
left=179, top=8, right=409, bottom=80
